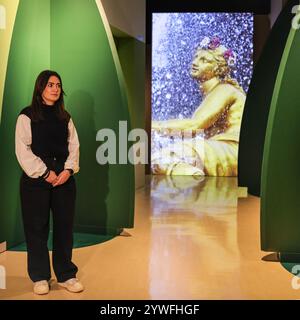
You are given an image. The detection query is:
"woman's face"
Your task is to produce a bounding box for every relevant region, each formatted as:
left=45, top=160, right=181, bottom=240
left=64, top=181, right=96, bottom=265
left=42, top=75, right=61, bottom=105
left=190, top=49, right=217, bottom=81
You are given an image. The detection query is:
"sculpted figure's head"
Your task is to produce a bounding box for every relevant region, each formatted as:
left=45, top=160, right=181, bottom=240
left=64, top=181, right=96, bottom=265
left=190, top=36, right=236, bottom=81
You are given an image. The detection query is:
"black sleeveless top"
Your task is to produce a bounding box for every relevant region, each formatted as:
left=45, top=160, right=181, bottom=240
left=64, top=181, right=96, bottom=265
left=20, top=104, right=70, bottom=174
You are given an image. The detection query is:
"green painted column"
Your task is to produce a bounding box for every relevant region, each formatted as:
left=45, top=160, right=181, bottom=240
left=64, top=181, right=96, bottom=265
left=0, top=0, right=50, bottom=247
left=117, top=37, right=145, bottom=131
left=50, top=0, right=134, bottom=234
left=238, top=0, right=299, bottom=196
left=0, top=0, right=19, bottom=244
left=261, top=3, right=300, bottom=253
left=0, top=0, right=134, bottom=248
left=0, top=0, right=19, bottom=120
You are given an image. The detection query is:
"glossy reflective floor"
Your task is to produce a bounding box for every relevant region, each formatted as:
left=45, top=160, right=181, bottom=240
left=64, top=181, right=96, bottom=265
left=0, top=175, right=299, bottom=300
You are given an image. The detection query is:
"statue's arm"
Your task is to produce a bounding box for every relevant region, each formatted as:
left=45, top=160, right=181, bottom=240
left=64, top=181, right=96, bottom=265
left=191, top=84, right=238, bottom=129
left=152, top=84, right=241, bottom=131
left=152, top=117, right=199, bottom=131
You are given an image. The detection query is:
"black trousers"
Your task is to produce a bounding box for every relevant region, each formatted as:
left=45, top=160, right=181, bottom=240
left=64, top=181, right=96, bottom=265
left=20, top=173, right=78, bottom=282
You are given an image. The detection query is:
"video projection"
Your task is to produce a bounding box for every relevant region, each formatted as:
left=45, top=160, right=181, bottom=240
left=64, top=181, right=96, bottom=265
left=151, top=13, right=253, bottom=176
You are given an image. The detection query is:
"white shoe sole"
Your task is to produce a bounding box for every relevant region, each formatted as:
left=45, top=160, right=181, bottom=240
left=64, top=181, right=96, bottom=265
left=57, top=282, right=84, bottom=293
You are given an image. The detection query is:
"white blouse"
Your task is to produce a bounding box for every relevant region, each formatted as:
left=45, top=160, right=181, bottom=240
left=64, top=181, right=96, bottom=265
left=15, top=114, right=80, bottom=178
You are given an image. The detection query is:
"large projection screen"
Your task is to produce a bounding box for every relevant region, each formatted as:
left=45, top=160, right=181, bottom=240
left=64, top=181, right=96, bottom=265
left=151, top=13, right=253, bottom=176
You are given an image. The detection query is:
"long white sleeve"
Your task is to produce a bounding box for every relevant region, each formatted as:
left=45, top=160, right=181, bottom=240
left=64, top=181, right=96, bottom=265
left=64, top=118, right=80, bottom=174
left=15, top=114, right=48, bottom=178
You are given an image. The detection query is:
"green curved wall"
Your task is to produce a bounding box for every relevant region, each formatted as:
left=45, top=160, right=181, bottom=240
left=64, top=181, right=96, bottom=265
left=0, top=0, right=134, bottom=248
left=238, top=0, right=298, bottom=196
left=261, top=5, right=300, bottom=253
left=0, top=0, right=19, bottom=120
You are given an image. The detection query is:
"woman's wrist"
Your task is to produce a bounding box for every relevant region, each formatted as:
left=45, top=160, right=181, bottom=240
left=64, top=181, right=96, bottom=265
left=41, top=168, right=50, bottom=179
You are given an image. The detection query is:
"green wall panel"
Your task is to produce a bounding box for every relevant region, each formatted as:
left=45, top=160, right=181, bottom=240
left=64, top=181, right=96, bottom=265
left=261, top=9, right=300, bottom=253
left=238, top=0, right=299, bottom=196
left=0, top=0, right=50, bottom=246
left=0, top=0, right=19, bottom=120
left=117, top=37, right=145, bottom=131
left=50, top=0, right=134, bottom=234
left=0, top=0, right=134, bottom=247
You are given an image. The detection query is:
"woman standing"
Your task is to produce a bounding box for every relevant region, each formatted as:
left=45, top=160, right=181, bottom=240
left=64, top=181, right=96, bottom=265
left=15, top=70, right=84, bottom=295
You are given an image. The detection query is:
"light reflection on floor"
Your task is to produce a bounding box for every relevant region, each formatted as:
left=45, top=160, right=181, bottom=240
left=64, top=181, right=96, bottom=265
left=149, top=176, right=242, bottom=299
left=150, top=175, right=239, bottom=215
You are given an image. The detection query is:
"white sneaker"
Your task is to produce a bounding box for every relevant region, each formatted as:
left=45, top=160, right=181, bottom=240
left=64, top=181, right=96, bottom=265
left=33, top=280, right=50, bottom=295
left=58, top=278, right=84, bottom=293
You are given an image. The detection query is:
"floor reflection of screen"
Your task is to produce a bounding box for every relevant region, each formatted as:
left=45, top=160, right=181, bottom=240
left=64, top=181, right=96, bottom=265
left=151, top=13, right=253, bottom=177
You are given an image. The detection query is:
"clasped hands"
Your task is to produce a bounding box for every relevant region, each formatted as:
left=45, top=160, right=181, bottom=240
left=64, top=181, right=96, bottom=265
left=45, top=170, right=71, bottom=187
